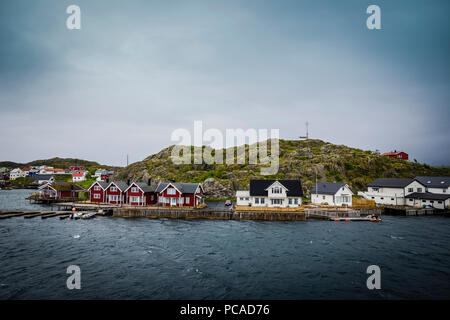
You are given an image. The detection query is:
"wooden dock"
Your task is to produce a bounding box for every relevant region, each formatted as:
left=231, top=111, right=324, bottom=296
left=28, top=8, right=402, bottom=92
left=0, top=209, right=73, bottom=220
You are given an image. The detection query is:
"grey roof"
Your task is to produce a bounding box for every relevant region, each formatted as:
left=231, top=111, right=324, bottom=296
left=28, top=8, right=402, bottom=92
left=109, top=181, right=129, bottom=191
left=367, top=178, right=415, bottom=188
left=156, top=182, right=201, bottom=194
left=135, top=182, right=158, bottom=193
left=91, top=181, right=109, bottom=190
left=310, top=182, right=347, bottom=195
left=32, top=174, right=54, bottom=181
left=405, top=192, right=450, bottom=201
left=249, top=180, right=303, bottom=197
left=414, top=176, right=450, bottom=189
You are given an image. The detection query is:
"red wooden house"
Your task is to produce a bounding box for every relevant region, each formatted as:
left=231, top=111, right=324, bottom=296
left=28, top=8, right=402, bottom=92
left=87, top=181, right=109, bottom=203
left=104, top=181, right=129, bottom=204
left=123, top=180, right=158, bottom=206
left=156, top=182, right=204, bottom=207
left=382, top=151, right=409, bottom=160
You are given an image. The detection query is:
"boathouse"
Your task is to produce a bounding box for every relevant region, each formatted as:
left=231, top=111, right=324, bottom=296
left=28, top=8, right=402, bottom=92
left=38, top=182, right=85, bottom=200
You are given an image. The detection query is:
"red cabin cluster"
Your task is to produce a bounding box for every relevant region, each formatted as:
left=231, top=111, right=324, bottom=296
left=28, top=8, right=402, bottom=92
left=88, top=179, right=204, bottom=207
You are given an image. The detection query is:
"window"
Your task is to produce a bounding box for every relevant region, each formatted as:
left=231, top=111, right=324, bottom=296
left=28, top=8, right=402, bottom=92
left=294, top=198, right=298, bottom=204
left=408, top=188, right=413, bottom=192
left=371, top=197, right=375, bottom=199
left=417, top=188, right=422, bottom=192
left=272, top=187, right=281, bottom=194
left=391, top=198, right=394, bottom=201
left=444, top=189, right=447, bottom=193
left=438, top=201, right=442, bottom=204
left=322, top=196, right=325, bottom=200
left=131, top=187, right=138, bottom=193
left=185, top=197, right=190, bottom=204
left=167, top=188, right=176, bottom=195
left=409, top=199, right=413, bottom=202
left=380, top=197, right=384, bottom=200
left=240, top=197, right=244, bottom=201
left=430, top=201, right=434, bottom=203
left=245, top=197, right=249, bottom=201
left=288, top=198, right=292, bottom=204
left=94, top=194, right=100, bottom=199
left=110, top=186, right=117, bottom=192
left=131, top=196, right=140, bottom=202
left=261, top=198, right=265, bottom=204
left=271, top=199, right=283, bottom=205
left=94, top=186, right=100, bottom=191
left=255, top=198, right=260, bottom=204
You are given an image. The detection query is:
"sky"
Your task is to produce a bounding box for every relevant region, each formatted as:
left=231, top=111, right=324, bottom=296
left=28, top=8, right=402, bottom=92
left=0, top=0, right=449, bottom=166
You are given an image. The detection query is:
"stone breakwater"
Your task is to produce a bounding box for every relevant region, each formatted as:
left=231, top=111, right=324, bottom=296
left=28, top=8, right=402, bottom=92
left=113, top=208, right=306, bottom=221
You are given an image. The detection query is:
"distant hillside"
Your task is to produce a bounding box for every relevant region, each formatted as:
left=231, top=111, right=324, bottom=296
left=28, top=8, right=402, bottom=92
left=0, top=157, right=118, bottom=171
left=112, top=139, right=450, bottom=198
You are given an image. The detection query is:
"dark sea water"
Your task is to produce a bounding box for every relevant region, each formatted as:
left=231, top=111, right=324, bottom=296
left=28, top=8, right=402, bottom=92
left=0, top=189, right=449, bottom=299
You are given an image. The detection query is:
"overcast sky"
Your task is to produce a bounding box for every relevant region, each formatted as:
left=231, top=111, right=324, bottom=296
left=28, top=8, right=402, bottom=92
left=0, top=0, right=449, bottom=166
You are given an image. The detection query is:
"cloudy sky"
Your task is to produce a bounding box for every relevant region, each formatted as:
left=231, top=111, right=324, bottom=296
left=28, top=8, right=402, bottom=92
left=0, top=0, right=449, bottom=166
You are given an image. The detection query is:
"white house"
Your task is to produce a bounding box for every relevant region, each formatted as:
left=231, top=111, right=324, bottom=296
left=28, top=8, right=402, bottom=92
left=32, top=174, right=55, bottom=185
left=9, top=168, right=26, bottom=180
left=405, top=192, right=450, bottom=210
left=414, top=176, right=450, bottom=194
left=72, top=171, right=87, bottom=182
left=236, top=180, right=303, bottom=208
left=236, top=190, right=251, bottom=206
left=358, top=178, right=426, bottom=206
left=310, top=182, right=353, bottom=206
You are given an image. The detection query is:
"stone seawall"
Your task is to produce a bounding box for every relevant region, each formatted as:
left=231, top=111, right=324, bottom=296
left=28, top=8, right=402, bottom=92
left=113, top=208, right=306, bottom=221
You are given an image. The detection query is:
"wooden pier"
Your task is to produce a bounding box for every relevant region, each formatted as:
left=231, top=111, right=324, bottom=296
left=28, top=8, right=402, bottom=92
left=0, top=209, right=74, bottom=220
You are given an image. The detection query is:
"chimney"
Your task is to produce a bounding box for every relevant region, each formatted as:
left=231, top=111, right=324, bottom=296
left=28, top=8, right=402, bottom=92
left=127, top=179, right=130, bottom=185
left=148, top=178, right=152, bottom=185
left=106, top=178, right=109, bottom=183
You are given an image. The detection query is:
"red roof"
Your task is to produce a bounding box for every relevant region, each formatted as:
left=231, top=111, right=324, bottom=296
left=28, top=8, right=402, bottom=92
left=72, top=172, right=85, bottom=177
left=382, top=151, right=406, bottom=156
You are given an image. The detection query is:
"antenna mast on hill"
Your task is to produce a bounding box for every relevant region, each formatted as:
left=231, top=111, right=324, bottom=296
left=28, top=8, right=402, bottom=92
left=126, top=154, right=129, bottom=167
left=299, top=121, right=309, bottom=140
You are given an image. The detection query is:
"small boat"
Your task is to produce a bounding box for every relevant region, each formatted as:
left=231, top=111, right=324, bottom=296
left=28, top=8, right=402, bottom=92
left=80, top=212, right=96, bottom=219
left=330, top=215, right=382, bottom=222
left=70, top=212, right=84, bottom=219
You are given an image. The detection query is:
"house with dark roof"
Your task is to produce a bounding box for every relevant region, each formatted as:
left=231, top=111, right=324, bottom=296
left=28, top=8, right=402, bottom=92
left=105, top=181, right=129, bottom=204
left=310, top=182, right=353, bottom=206
left=414, top=176, right=450, bottom=194
left=236, top=180, right=303, bottom=208
left=124, top=180, right=159, bottom=206
left=405, top=192, right=450, bottom=210
left=358, top=178, right=426, bottom=206
left=156, top=182, right=204, bottom=207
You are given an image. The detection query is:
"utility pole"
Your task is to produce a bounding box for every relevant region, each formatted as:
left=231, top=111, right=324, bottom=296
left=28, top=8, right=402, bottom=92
left=299, top=121, right=309, bottom=140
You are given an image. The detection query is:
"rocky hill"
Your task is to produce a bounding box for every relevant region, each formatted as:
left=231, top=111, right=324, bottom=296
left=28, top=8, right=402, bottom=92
left=0, top=157, right=117, bottom=171
left=112, top=139, right=450, bottom=198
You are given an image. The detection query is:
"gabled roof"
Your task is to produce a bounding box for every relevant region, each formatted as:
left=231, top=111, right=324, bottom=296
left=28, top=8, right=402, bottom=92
left=72, top=172, right=85, bottom=177
left=107, top=181, right=129, bottom=191
left=310, top=182, right=348, bottom=195
left=382, top=151, right=407, bottom=156
left=367, top=178, right=416, bottom=188
left=32, top=174, right=54, bottom=181
left=88, top=180, right=109, bottom=191
left=249, top=180, right=303, bottom=197
left=41, top=182, right=85, bottom=192
left=405, top=192, right=450, bottom=201
left=414, top=176, right=450, bottom=189
left=125, top=181, right=159, bottom=193
left=156, top=182, right=202, bottom=194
